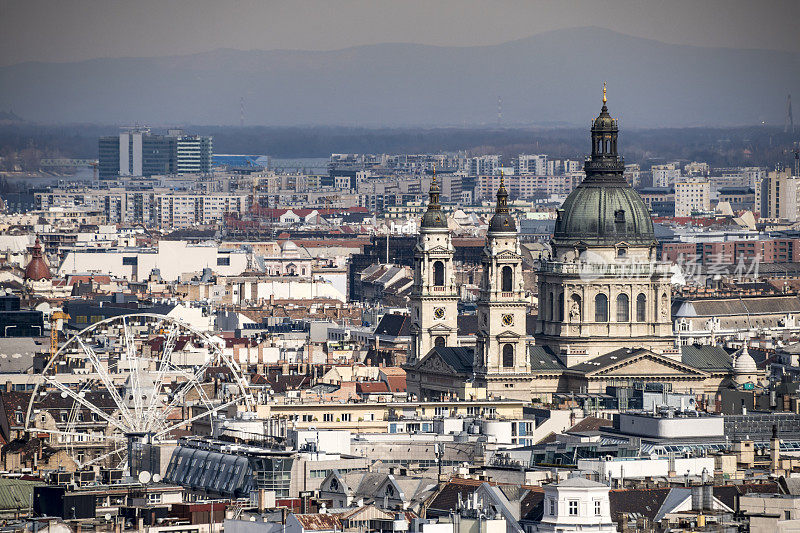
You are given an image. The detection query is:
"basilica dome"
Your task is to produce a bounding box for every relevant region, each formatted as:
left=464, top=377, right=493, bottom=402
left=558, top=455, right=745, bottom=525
left=553, top=179, right=654, bottom=247
left=552, top=91, right=655, bottom=248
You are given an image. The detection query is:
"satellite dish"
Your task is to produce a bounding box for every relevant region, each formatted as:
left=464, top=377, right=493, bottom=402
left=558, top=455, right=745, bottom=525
left=153, top=474, right=161, bottom=483
left=104, top=514, right=112, bottom=521
left=60, top=392, right=68, bottom=399
left=138, top=470, right=151, bottom=484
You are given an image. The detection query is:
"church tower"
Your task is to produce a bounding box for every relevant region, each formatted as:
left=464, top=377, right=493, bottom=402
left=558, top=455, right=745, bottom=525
left=409, top=170, right=459, bottom=363
left=536, top=85, right=674, bottom=365
left=474, top=176, right=531, bottom=397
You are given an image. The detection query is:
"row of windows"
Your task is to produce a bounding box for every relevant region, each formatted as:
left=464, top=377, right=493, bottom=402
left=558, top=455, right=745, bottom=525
left=548, top=498, right=602, bottom=516
left=544, top=292, right=657, bottom=323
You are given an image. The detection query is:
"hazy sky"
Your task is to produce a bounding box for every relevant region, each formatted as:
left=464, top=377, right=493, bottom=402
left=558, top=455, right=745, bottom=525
left=1, top=0, right=799, bottom=67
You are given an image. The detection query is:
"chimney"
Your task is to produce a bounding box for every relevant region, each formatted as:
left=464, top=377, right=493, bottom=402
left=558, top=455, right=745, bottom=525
left=771, top=424, right=780, bottom=474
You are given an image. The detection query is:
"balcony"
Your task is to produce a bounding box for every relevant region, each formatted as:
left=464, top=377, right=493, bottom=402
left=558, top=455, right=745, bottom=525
left=539, top=260, right=672, bottom=277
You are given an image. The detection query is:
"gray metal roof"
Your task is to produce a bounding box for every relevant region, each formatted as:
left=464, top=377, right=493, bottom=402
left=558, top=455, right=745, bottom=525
left=528, top=346, right=567, bottom=372
left=681, top=345, right=733, bottom=371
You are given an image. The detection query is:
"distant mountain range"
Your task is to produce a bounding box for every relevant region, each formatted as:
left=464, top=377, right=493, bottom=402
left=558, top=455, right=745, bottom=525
left=1, top=27, right=798, bottom=127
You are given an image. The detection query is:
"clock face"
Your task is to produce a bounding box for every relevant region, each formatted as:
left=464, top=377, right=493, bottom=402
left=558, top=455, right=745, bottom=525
left=434, top=307, right=445, bottom=320
left=502, top=314, right=514, bottom=326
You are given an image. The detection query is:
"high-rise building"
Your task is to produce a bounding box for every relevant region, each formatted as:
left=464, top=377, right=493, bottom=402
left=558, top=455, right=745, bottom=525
left=674, top=178, right=711, bottom=217
left=171, top=129, right=213, bottom=175
left=468, top=155, right=500, bottom=177
left=651, top=163, right=681, bottom=188
left=98, top=128, right=212, bottom=179
left=760, top=169, right=800, bottom=221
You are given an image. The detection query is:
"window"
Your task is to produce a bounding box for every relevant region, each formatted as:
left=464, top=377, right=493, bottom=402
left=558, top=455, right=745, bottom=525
left=595, top=500, right=601, bottom=516
left=549, top=498, right=556, bottom=516
left=502, top=344, right=514, bottom=368
left=147, top=493, right=162, bottom=504
left=569, top=500, right=578, bottom=516
left=323, top=413, right=334, bottom=422
left=595, top=293, right=608, bottom=322
left=434, top=336, right=446, bottom=348
left=570, top=294, right=582, bottom=322
left=501, top=266, right=513, bottom=292
left=433, top=261, right=445, bottom=287
left=616, top=293, right=629, bottom=322
left=340, top=413, right=351, bottom=422
left=637, top=293, right=647, bottom=322
left=217, top=256, right=230, bottom=266
left=549, top=292, right=554, bottom=321
left=122, top=256, right=138, bottom=266
left=558, top=293, right=564, bottom=321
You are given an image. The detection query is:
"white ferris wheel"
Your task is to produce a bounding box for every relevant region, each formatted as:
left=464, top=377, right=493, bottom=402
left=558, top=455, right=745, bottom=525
left=25, top=313, right=254, bottom=471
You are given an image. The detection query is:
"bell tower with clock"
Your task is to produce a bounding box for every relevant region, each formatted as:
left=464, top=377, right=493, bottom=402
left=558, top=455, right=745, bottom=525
left=474, top=176, right=531, bottom=396
left=409, top=169, right=459, bottom=363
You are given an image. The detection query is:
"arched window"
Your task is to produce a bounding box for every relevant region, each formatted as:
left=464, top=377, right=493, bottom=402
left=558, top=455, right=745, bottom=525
left=549, top=292, right=554, bottom=321
left=558, top=293, right=565, bottom=321
left=433, top=261, right=444, bottom=286
left=595, top=293, right=608, bottom=322
left=501, top=266, right=513, bottom=292
left=502, top=344, right=514, bottom=368
left=434, top=336, right=446, bottom=348
left=569, top=294, right=582, bottom=322
left=616, top=294, right=630, bottom=322
left=636, top=293, right=647, bottom=322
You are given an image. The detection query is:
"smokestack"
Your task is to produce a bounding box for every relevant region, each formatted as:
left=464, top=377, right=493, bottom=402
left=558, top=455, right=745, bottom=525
left=771, top=424, right=780, bottom=474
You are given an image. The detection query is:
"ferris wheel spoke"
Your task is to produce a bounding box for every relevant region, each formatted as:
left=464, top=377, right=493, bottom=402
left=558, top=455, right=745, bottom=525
left=78, top=446, right=127, bottom=468
left=153, top=398, right=240, bottom=440
left=157, top=353, right=221, bottom=422
left=75, top=336, right=136, bottom=428
left=43, top=377, right=130, bottom=434
left=158, top=374, right=218, bottom=428
left=28, top=428, right=127, bottom=442
left=215, top=349, right=255, bottom=409
left=143, top=323, right=180, bottom=431
left=122, top=316, right=145, bottom=429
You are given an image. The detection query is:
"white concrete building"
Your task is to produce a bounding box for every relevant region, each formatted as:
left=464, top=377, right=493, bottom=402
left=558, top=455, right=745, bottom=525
left=58, top=240, right=249, bottom=282
left=531, top=478, right=616, bottom=533
left=675, top=178, right=711, bottom=216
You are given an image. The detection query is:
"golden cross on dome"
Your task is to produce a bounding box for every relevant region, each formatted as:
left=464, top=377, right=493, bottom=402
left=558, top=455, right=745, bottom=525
left=500, top=169, right=505, bottom=187
left=603, top=82, right=607, bottom=104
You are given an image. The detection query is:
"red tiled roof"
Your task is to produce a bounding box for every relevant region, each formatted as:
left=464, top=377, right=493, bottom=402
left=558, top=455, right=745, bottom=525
left=356, top=382, right=390, bottom=394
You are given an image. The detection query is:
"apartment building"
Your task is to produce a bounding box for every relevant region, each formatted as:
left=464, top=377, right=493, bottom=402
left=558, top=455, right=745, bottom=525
left=36, top=190, right=247, bottom=228
left=675, top=178, right=711, bottom=216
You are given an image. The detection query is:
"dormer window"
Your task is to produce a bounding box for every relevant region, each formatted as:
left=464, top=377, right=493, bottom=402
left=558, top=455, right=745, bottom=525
left=568, top=500, right=579, bottom=516
left=614, top=209, right=625, bottom=224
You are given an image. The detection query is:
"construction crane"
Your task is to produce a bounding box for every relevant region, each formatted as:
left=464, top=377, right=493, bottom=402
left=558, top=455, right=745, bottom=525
left=49, top=310, right=70, bottom=356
